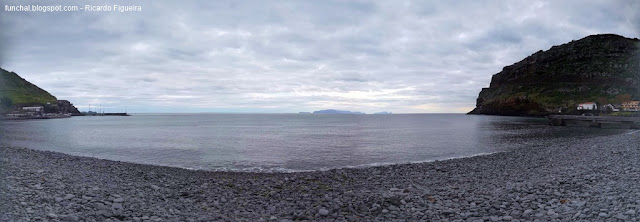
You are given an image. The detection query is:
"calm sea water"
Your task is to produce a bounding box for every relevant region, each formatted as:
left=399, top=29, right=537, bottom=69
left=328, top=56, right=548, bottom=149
left=0, top=114, right=626, bottom=172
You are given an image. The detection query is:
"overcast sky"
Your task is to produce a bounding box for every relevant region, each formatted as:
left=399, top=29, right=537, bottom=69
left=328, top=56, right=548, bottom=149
left=1, top=0, right=639, bottom=113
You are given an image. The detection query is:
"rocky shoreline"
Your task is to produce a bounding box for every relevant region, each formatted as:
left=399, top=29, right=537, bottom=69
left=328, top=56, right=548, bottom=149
left=2, top=132, right=640, bottom=222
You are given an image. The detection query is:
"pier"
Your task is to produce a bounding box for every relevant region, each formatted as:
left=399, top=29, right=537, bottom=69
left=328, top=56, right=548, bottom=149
left=83, top=112, right=130, bottom=116
left=548, top=115, right=640, bottom=129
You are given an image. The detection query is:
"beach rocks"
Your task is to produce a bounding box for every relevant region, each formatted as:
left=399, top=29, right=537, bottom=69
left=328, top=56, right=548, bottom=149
left=318, top=208, right=329, bottom=216
left=2, top=132, right=640, bottom=221
left=63, top=194, right=75, bottom=200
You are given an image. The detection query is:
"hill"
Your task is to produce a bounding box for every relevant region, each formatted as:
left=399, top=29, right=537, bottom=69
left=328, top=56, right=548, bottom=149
left=469, top=34, right=640, bottom=116
left=0, top=67, right=80, bottom=114
left=0, top=67, right=57, bottom=106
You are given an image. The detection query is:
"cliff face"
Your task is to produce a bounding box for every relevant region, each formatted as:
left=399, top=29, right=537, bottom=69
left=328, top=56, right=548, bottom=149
left=469, top=34, right=640, bottom=116
left=0, top=67, right=80, bottom=114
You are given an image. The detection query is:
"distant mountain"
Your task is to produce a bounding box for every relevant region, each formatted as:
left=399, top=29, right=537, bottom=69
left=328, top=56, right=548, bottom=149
left=0, top=67, right=79, bottom=114
left=313, top=109, right=365, bottom=114
left=374, top=111, right=392, bottom=114
left=469, top=34, right=640, bottom=116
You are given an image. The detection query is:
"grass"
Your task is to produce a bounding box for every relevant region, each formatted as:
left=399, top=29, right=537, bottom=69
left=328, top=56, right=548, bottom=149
left=0, top=67, right=57, bottom=107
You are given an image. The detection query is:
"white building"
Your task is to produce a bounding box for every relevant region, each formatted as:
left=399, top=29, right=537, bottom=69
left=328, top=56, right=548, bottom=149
left=602, top=104, right=620, bottom=112
left=577, top=102, right=597, bottom=110
left=22, top=106, right=44, bottom=112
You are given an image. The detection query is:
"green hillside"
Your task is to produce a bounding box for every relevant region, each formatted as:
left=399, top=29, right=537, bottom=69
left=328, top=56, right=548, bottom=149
left=0, top=67, right=58, bottom=110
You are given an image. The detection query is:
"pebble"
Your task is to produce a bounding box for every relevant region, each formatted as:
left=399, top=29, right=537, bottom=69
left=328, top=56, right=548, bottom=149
left=616, top=214, right=628, bottom=220
left=319, top=208, right=329, bottom=216
left=64, top=194, right=75, bottom=200
left=94, top=203, right=109, bottom=211
left=112, top=203, right=123, bottom=209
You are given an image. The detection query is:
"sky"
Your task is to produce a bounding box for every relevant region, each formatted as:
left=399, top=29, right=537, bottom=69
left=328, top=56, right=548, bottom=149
left=1, top=0, right=639, bottom=113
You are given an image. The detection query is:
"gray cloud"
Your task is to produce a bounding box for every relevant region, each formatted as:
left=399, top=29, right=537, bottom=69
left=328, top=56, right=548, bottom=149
left=1, top=0, right=639, bottom=113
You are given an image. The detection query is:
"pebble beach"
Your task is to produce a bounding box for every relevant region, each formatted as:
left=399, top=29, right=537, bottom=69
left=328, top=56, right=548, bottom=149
left=2, top=131, right=640, bottom=222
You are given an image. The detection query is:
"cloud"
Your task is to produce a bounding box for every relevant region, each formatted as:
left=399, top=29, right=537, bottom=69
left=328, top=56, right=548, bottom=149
left=2, top=0, right=639, bottom=113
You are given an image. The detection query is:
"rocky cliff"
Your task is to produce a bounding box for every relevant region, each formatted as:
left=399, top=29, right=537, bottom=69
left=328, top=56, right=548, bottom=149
left=469, top=34, right=640, bottom=116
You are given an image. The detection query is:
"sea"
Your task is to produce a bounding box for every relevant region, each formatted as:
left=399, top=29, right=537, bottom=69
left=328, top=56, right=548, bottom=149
left=0, top=113, right=626, bottom=172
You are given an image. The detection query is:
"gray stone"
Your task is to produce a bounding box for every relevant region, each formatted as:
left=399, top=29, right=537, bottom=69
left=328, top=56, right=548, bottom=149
left=64, top=194, right=75, bottom=200
left=94, top=203, right=109, bottom=211
left=319, top=208, right=329, bottom=216
left=69, top=215, right=80, bottom=222
left=616, top=214, right=628, bottom=220
left=112, top=203, right=123, bottom=209
left=60, top=215, right=79, bottom=222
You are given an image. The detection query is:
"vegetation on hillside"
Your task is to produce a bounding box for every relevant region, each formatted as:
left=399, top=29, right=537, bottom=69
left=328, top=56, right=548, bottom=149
left=0, top=67, right=57, bottom=108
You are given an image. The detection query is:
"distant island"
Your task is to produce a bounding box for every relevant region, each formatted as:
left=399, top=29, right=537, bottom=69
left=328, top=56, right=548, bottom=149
left=374, top=111, right=392, bottom=114
left=469, top=34, right=640, bottom=116
left=312, top=109, right=365, bottom=114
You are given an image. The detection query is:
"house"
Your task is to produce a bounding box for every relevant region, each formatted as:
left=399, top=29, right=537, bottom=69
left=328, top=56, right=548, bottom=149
left=22, top=106, right=44, bottom=112
left=577, top=102, right=597, bottom=110
left=602, top=104, right=620, bottom=112
left=622, top=101, right=640, bottom=111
